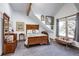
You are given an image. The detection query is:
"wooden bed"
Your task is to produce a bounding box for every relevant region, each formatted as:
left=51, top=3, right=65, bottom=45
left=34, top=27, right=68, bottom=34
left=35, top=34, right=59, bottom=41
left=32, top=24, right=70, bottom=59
left=25, top=24, right=49, bottom=47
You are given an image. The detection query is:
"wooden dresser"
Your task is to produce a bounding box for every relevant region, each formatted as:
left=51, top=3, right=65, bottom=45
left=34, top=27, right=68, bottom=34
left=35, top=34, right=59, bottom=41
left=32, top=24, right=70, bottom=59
left=3, top=33, right=17, bottom=55
left=2, top=13, right=17, bottom=55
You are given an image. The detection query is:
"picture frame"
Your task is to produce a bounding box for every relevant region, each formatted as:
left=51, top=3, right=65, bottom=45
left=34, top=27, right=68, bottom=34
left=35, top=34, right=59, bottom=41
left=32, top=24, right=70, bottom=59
left=45, top=16, right=54, bottom=29
left=41, top=15, right=44, bottom=21
left=16, top=22, right=24, bottom=31
left=45, top=16, right=51, bottom=25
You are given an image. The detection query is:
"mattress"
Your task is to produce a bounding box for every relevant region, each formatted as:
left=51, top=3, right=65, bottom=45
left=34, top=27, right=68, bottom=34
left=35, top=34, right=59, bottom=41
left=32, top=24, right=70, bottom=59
left=27, top=33, right=47, bottom=37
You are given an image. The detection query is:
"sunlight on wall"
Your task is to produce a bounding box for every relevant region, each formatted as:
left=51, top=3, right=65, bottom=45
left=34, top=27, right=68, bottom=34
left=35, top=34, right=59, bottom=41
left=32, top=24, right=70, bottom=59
left=35, top=14, right=41, bottom=20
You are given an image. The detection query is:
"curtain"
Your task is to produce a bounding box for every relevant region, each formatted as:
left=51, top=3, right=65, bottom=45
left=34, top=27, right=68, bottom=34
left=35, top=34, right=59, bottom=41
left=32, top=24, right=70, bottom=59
left=75, top=13, right=79, bottom=42
left=56, top=19, right=59, bottom=37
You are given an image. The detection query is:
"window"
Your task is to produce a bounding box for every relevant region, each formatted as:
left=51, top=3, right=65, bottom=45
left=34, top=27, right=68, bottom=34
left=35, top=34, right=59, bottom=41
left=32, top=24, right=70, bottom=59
left=59, top=19, right=66, bottom=36
left=58, top=16, right=76, bottom=38
left=67, top=16, right=76, bottom=38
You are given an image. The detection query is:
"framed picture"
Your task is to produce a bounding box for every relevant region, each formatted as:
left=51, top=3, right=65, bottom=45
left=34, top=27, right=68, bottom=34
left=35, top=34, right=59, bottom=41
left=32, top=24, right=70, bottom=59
left=45, top=16, right=54, bottom=25
left=45, top=16, right=54, bottom=29
left=45, top=16, right=52, bottom=25
left=16, top=22, right=24, bottom=31
left=41, top=15, right=44, bottom=21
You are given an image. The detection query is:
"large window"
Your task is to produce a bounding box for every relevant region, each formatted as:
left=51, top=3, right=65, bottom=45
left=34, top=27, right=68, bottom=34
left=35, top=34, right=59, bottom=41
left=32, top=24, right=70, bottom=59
left=59, top=16, right=76, bottom=38
left=59, top=19, right=66, bottom=36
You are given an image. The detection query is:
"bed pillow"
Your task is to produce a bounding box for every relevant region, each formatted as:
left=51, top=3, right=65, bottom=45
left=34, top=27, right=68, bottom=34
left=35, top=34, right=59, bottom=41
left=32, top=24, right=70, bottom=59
left=32, top=30, right=36, bottom=34
left=27, top=30, right=32, bottom=34
left=36, top=30, right=40, bottom=33
left=32, top=30, right=40, bottom=34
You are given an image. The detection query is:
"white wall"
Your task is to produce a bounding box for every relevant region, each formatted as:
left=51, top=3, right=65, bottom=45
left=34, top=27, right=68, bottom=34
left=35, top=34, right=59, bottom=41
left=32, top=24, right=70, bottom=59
left=0, top=18, right=2, bottom=55
left=29, top=10, right=47, bottom=32
left=30, top=10, right=53, bottom=33
left=0, top=3, right=12, bottom=55
left=11, top=11, right=38, bottom=40
left=53, top=3, right=78, bottom=38
left=0, top=3, right=12, bottom=18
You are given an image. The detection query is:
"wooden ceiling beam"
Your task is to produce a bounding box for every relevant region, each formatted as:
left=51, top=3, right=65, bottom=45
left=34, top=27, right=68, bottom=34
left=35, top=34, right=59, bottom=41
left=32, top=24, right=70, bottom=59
left=27, top=3, right=32, bottom=16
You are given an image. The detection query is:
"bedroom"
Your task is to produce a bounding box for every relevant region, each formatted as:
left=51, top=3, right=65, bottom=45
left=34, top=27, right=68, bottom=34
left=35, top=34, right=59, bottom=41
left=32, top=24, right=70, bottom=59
left=0, top=3, right=79, bottom=56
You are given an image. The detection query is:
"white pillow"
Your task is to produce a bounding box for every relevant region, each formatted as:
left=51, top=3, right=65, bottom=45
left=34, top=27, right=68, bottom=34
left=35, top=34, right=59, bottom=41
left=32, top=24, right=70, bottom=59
left=32, top=30, right=40, bottom=34
left=35, top=30, right=40, bottom=33
left=32, top=30, right=36, bottom=34
left=27, top=30, right=32, bottom=34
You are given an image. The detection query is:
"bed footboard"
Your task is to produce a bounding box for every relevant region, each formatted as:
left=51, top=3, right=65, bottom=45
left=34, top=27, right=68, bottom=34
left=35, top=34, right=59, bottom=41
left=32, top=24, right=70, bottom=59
left=27, top=36, right=49, bottom=46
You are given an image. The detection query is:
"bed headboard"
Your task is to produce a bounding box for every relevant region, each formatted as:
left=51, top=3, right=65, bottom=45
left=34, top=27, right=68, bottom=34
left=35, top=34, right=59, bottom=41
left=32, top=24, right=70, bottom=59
left=26, top=24, right=39, bottom=30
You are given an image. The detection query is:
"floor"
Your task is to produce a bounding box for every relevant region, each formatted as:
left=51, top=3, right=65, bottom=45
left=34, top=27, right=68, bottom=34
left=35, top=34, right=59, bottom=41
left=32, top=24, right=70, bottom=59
left=5, top=40, right=79, bottom=56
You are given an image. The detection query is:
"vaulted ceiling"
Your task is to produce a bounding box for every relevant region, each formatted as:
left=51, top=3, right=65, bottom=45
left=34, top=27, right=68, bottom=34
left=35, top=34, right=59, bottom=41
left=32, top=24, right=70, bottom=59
left=75, top=3, right=79, bottom=11
left=10, top=3, right=65, bottom=16
left=10, top=3, right=79, bottom=16
left=10, top=3, right=29, bottom=14
left=31, top=3, right=65, bottom=16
